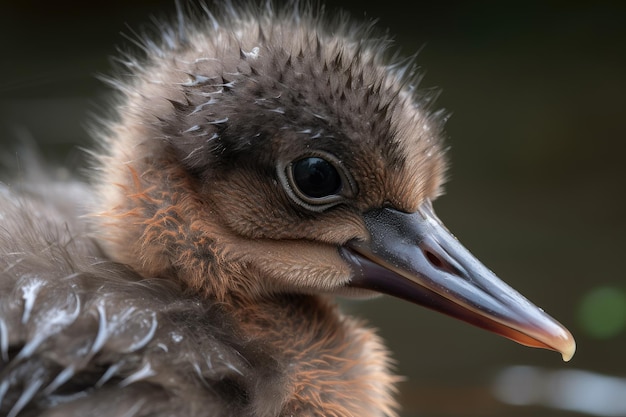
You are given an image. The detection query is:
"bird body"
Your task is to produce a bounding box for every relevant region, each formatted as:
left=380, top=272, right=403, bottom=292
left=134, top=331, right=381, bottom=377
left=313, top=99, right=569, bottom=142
left=0, top=181, right=394, bottom=416
left=0, top=3, right=574, bottom=417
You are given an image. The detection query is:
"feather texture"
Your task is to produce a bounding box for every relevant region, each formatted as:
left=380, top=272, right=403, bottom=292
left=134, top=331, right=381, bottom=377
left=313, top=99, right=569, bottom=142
left=0, top=2, right=452, bottom=416
left=0, top=181, right=397, bottom=416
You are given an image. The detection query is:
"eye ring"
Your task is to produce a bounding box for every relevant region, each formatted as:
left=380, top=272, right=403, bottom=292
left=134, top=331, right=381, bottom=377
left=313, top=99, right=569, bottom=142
left=277, top=152, right=356, bottom=212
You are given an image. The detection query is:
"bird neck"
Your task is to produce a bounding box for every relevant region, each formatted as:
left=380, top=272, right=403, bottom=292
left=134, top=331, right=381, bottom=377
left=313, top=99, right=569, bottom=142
left=230, top=294, right=399, bottom=417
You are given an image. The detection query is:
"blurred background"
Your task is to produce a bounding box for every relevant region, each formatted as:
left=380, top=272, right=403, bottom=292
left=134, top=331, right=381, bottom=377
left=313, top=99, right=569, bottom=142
left=1, top=1, right=624, bottom=416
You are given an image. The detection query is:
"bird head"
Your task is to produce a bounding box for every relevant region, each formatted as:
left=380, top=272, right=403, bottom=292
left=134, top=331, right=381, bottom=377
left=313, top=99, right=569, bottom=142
left=94, top=6, right=575, bottom=361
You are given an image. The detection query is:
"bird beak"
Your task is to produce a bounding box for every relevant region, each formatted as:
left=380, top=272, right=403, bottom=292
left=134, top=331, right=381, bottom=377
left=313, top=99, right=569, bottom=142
left=341, top=200, right=576, bottom=361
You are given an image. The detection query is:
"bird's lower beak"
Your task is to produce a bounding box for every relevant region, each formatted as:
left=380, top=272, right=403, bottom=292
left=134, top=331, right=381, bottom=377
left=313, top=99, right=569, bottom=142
left=341, top=200, right=575, bottom=361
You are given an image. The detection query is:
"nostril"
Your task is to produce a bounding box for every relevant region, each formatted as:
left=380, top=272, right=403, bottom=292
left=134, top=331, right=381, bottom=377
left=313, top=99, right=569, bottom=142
left=424, top=248, right=444, bottom=269
left=422, top=247, right=460, bottom=276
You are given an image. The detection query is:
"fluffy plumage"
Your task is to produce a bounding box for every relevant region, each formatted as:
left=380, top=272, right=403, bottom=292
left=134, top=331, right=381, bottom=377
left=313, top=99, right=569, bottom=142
left=94, top=2, right=446, bottom=300
left=1, top=2, right=574, bottom=417
left=1, top=4, right=436, bottom=416
left=0, top=179, right=396, bottom=417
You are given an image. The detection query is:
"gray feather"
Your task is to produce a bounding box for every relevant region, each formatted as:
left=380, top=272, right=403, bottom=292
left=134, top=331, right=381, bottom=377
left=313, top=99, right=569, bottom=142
left=0, top=181, right=284, bottom=417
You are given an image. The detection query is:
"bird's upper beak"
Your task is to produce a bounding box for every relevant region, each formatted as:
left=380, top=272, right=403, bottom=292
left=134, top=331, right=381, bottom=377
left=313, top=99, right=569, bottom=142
left=341, top=200, right=575, bottom=361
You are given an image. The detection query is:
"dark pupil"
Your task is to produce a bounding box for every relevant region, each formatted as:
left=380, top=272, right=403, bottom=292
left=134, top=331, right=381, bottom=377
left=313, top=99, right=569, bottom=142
left=293, top=157, right=341, bottom=199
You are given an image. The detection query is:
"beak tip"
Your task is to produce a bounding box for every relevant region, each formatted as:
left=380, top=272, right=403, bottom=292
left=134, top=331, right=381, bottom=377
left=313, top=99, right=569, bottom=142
left=560, top=333, right=576, bottom=362
left=530, top=316, right=576, bottom=362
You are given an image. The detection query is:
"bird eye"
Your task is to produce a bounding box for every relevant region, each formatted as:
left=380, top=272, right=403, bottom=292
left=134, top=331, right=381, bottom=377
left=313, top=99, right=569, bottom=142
left=277, top=152, right=356, bottom=212
left=292, top=157, right=341, bottom=199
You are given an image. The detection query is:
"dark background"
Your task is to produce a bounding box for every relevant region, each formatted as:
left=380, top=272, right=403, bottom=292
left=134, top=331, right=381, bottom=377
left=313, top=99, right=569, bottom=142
left=1, top=1, right=625, bottom=416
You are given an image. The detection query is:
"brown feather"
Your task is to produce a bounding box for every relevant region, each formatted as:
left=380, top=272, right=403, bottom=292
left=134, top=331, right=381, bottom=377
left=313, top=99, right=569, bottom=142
left=1, top=3, right=450, bottom=416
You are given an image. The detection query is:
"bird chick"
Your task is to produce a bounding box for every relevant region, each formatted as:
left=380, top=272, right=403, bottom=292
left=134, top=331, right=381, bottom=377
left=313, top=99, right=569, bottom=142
left=0, top=3, right=575, bottom=417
